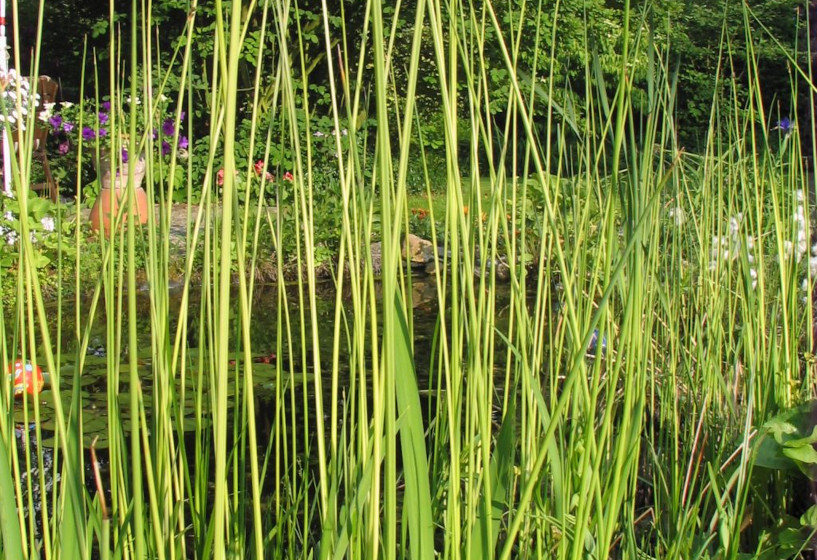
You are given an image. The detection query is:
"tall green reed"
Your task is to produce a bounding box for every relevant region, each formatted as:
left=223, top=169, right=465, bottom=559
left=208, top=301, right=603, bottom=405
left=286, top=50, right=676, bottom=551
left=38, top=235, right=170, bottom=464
left=1, top=0, right=815, bottom=558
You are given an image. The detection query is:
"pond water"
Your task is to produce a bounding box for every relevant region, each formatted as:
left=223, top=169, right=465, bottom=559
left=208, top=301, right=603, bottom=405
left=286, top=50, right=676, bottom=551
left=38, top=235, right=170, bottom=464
left=9, top=277, right=541, bottom=547
left=12, top=277, right=519, bottom=451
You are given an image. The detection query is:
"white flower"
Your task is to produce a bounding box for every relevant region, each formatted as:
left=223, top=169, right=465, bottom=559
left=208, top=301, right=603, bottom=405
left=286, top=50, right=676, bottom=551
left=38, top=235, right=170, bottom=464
left=60, top=101, right=74, bottom=109
left=29, top=232, right=36, bottom=244
left=40, top=216, right=54, bottom=232
left=3, top=211, right=12, bottom=221
left=797, top=233, right=808, bottom=263
left=37, top=102, right=55, bottom=122
left=313, top=130, right=325, bottom=137
left=6, top=231, right=16, bottom=245
left=668, top=206, right=684, bottom=227
left=795, top=207, right=805, bottom=224
left=803, top=278, right=810, bottom=292
left=729, top=216, right=740, bottom=236
left=126, top=96, right=141, bottom=105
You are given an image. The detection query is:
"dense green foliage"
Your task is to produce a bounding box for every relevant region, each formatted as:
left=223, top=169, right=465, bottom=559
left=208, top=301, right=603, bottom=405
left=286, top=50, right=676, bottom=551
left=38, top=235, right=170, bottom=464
left=3, top=0, right=817, bottom=559
left=21, top=0, right=808, bottom=198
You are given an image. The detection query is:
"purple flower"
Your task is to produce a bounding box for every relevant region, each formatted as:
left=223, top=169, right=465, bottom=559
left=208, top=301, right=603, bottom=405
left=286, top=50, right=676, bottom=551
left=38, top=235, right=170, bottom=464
left=152, top=129, right=158, bottom=140
left=178, top=135, right=189, bottom=150
left=81, top=126, right=95, bottom=141
left=101, top=101, right=111, bottom=112
left=778, top=117, right=793, bottom=135
left=48, top=115, right=62, bottom=131
left=162, top=118, right=175, bottom=136
left=180, top=111, right=186, bottom=122
left=161, top=140, right=171, bottom=156
left=121, top=148, right=129, bottom=163
left=587, top=329, right=607, bottom=357
left=98, top=112, right=109, bottom=125
left=62, top=122, right=74, bottom=133
left=98, top=128, right=108, bottom=137
left=58, top=141, right=69, bottom=155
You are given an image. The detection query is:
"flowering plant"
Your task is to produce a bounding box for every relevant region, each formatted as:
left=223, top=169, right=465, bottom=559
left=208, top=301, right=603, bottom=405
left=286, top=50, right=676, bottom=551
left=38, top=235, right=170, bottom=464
left=0, top=70, right=37, bottom=131
left=0, top=191, right=67, bottom=270
left=41, top=96, right=188, bottom=164
left=214, top=160, right=293, bottom=203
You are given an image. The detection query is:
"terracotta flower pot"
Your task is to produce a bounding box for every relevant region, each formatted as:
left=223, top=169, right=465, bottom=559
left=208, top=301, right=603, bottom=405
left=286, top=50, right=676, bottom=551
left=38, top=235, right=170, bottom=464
left=90, top=155, right=149, bottom=237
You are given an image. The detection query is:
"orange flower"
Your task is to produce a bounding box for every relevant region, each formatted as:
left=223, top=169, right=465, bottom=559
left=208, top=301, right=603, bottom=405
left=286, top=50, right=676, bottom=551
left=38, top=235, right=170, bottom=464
left=411, top=207, right=428, bottom=220
left=462, top=206, right=469, bottom=215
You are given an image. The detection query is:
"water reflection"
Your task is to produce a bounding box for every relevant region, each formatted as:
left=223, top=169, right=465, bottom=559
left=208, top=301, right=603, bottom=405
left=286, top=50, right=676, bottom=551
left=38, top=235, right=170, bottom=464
left=15, top=278, right=515, bottom=483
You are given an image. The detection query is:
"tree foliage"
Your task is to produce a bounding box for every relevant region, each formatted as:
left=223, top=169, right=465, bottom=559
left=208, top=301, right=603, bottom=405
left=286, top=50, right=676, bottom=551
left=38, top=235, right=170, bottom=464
left=16, top=0, right=808, bottom=167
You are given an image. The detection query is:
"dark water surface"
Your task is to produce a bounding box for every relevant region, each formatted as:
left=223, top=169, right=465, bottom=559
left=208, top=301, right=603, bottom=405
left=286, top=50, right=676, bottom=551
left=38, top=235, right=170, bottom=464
left=10, top=277, right=526, bottom=549
left=15, top=277, right=517, bottom=449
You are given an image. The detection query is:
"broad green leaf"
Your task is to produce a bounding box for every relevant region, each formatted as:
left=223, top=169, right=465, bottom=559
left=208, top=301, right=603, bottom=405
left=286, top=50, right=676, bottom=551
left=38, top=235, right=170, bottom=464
left=393, top=293, right=434, bottom=560
left=765, top=418, right=801, bottom=445
left=783, top=425, right=817, bottom=449
left=469, top=396, right=516, bottom=558
left=801, top=505, right=817, bottom=528
left=0, top=434, right=23, bottom=558
left=782, top=445, right=817, bottom=469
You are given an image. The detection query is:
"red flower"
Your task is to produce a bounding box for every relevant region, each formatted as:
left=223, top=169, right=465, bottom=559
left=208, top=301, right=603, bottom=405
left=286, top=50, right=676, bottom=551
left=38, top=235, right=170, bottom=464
left=217, top=168, right=225, bottom=186
left=283, top=171, right=294, bottom=182
left=254, top=160, right=265, bottom=176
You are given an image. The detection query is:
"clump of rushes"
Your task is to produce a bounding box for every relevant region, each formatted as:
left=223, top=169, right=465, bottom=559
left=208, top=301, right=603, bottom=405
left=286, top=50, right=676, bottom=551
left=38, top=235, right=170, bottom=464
left=1, top=1, right=815, bottom=559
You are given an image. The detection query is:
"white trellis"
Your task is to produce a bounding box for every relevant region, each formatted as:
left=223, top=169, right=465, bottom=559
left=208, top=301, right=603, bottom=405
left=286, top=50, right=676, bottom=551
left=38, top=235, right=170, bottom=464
left=1, top=0, right=10, bottom=196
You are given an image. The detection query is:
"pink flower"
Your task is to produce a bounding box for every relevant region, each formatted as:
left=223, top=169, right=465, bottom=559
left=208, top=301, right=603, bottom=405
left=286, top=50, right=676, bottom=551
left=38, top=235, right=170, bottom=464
left=283, top=171, right=294, bottom=182
left=58, top=141, right=69, bottom=155
left=254, top=160, right=265, bottom=176
left=217, top=168, right=225, bottom=186
left=265, top=172, right=274, bottom=182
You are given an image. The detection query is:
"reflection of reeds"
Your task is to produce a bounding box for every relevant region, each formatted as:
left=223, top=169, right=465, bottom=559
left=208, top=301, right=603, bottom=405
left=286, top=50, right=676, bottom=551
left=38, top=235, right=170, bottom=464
left=1, top=1, right=814, bottom=558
